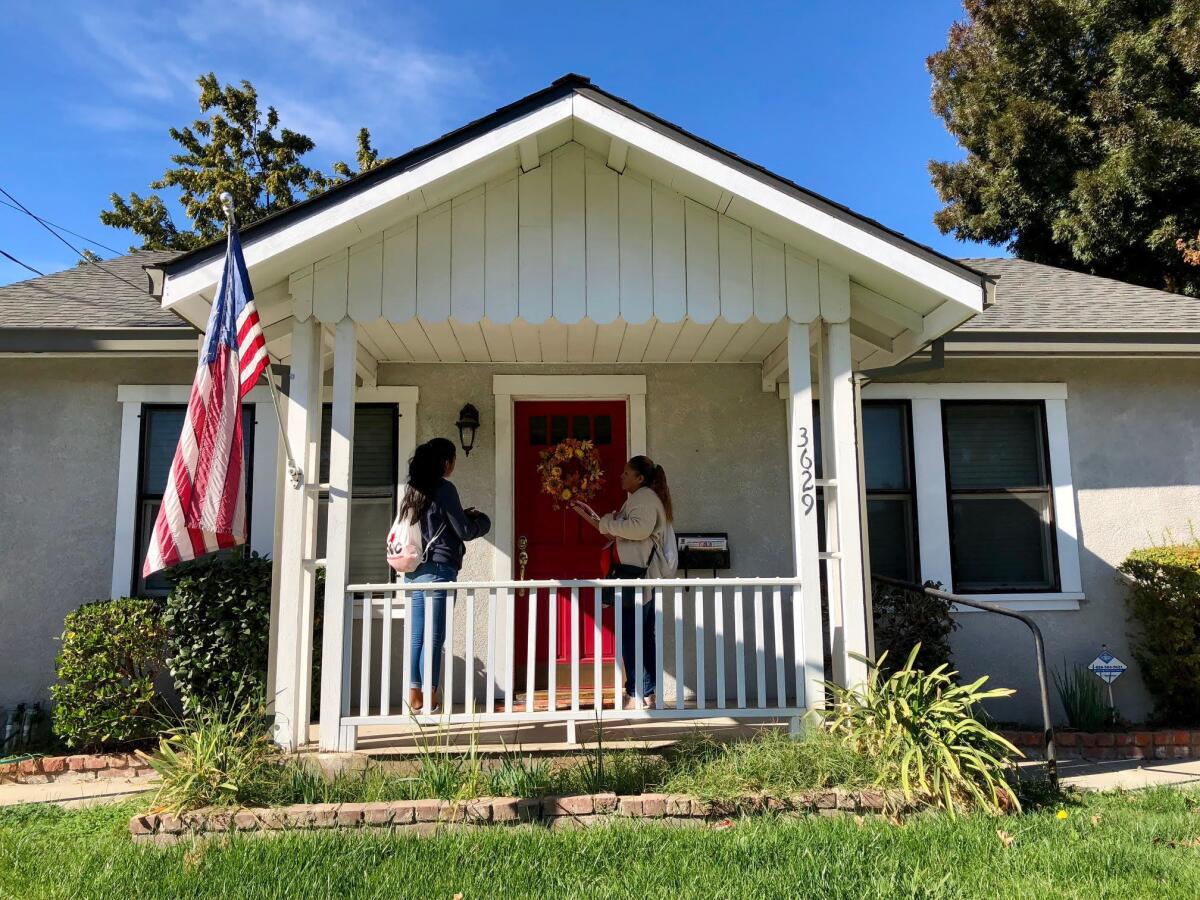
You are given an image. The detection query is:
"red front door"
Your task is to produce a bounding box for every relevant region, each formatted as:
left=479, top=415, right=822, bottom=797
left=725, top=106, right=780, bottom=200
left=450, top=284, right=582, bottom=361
left=513, top=400, right=627, bottom=674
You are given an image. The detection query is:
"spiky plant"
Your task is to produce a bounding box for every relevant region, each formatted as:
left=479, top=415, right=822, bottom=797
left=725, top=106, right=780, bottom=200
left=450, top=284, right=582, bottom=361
left=822, top=645, right=1022, bottom=816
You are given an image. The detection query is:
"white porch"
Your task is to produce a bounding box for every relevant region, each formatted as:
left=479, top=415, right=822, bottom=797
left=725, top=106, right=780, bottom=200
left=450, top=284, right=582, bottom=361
left=148, top=75, right=987, bottom=752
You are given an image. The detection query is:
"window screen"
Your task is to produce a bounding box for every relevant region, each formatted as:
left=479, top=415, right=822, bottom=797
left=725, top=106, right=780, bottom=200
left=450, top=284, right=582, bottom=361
left=316, top=404, right=399, bottom=586
left=134, top=404, right=255, bottom=596
left=943, top=402, right=1056, bottom=592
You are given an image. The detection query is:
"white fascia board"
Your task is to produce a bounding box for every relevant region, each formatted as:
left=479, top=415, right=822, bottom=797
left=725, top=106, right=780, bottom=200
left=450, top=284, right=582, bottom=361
left=161, top=97, right=575, bottom=310
left=571, top=95, right=985, bottom=315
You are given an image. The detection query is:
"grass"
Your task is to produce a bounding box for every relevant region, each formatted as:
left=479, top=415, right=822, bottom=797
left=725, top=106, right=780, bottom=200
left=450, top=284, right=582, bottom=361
left=186, top=729, right=885, bottom=810
left=4, top=789, right=1200, bottom=897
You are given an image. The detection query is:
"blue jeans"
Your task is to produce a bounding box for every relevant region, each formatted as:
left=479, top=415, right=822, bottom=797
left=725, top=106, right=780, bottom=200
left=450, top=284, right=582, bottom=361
left=620, top=587, right=656, bottom=699
left=406, top=561, right=457, bottom=690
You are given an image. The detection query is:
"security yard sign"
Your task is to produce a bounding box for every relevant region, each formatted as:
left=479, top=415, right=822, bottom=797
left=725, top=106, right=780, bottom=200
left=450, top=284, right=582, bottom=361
left=1088, top=649, right=1127, bottom=684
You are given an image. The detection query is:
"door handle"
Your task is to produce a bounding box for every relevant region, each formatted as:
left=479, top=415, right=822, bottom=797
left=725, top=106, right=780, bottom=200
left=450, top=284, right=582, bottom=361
left=517, top=535, right=529, bottom=596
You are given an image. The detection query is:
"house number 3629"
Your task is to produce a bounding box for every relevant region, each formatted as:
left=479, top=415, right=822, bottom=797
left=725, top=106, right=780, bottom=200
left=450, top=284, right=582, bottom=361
left=796, top=426, right=815, bottom=515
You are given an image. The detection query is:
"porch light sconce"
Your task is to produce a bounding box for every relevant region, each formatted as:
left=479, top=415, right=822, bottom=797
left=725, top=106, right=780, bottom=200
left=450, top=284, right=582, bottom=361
left=456, top=404, right=481, bottom=456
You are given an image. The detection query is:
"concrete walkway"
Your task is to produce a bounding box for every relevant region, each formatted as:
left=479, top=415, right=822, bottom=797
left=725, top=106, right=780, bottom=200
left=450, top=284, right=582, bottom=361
left=0, top=775, right=157, bottom=809
left=1019, top=755, right=1200, bottom=791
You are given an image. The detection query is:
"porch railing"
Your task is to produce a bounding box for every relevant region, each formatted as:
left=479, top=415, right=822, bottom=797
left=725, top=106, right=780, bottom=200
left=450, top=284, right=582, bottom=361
left=340, top=577, right=812, bottom=730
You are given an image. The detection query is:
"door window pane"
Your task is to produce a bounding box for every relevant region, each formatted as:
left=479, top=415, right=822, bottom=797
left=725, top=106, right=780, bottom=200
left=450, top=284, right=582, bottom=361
left=529, top=416, right=547, bottom=445
left=572, top=416, right=591, bottom=440
left=943, top=402, right=1057, bottom=592
left=551, top=415, right=568, bottom=443
left=594, top=415, right=613, bottom=445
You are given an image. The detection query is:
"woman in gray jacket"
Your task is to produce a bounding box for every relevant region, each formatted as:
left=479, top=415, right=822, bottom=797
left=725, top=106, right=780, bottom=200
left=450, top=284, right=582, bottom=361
left=575, top=455, right=673, bottom=709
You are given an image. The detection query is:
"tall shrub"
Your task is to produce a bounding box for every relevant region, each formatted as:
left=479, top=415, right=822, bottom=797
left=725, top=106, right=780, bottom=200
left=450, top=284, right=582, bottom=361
left=164, top=550, right=272, bottom=712
left=871, top=579, right=958, bottom=675
left=51, top=598, right=166, bottom=751
left=1120, top=544, right=1200, bottom=723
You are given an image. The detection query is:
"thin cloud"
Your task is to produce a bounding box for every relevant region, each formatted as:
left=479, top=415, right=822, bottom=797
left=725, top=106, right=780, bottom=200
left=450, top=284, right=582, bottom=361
left=59, top=0, right=487, bottom=160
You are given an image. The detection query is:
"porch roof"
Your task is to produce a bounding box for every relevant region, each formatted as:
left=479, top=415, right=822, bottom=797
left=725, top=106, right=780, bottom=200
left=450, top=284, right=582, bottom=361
left=149, top=74, right=990, bottom=373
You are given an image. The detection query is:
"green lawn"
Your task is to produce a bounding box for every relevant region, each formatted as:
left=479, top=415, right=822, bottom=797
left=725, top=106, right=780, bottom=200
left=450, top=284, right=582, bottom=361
left=3, top=789, right=1200, bottom=899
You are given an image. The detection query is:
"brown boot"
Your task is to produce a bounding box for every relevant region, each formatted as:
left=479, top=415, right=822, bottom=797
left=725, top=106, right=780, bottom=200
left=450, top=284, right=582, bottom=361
left=407, top=686, right=423, bottom=714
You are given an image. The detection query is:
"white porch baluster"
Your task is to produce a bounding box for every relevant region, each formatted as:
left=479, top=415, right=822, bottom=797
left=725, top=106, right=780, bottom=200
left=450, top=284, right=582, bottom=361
left=525, top=590, right=537, bottom=713
left=673, top=588, right=685, bottom=710
left=381, top=591, right=393, bottom=717
left=547, top=589, right=557, bottom=711
left=694, top=586, right=706, bottom=710
left=359, top=594, right=372, bottom=717
left=570, top=588, right=580, bottom=713
left=422, top=576, right=434, bottom=714
left=593, top=591, right=602, bottom=712
left=502, top=587, right=514, bottom=714
left=734, top=585, right=747, bottom=709
left=318, top=317, right=358, bottom=751
left=444, top=589, right=456, bottom=714
left=654, top=587, right=664, bottom=710
left=713, top=586, right=726, bottom=709
left=633, top=586, right=644, bottom=710
left=486, top=588, right=497, bottom=713
left=465, top=591, right=476, bottom=715
left=613, top=592, right=623, bottom=712
left=754, top=586, right=767, bottom=708
left=773, top=586, right=787, bottom=709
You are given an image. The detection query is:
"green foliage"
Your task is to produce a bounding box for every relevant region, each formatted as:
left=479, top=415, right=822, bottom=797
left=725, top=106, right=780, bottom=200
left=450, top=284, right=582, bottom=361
left=823, top=646, right=1021, bottom=816
left=1119, top=543, right=1200, bottom=722
left=1052, top=662, right=1114, bottom=730
left=661, top=728, right=880, bottom=802
left=50, top=598, right=166, bottom=751
left=928, top=0, right=1200, bottom=295
left=163, top=550, right=272, bottom=713
left=145, top=703, right=280, bottom=812
left=101, top=73, right=388, bottom=250
left=871, top=578, right=958, bottom=676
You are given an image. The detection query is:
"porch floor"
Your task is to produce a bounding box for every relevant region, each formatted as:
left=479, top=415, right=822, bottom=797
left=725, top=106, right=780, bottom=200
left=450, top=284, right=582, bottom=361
left=305, top=713, right=794, bottom=755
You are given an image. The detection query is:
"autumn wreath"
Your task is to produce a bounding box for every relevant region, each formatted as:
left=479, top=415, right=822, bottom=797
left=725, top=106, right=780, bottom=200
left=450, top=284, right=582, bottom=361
left=537, top=438, right=605, bottom=511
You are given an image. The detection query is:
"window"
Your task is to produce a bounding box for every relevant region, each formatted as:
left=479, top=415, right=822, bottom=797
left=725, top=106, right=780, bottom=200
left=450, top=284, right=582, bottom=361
left=133, top=404, right=255, bottom=596
left=942, top=401, right=1057, bottom=592
left=812, top=401, right=918, bottom=581
left=316, top=404, right=399, bottom=586
left=862, top=402, right=918, bottom=582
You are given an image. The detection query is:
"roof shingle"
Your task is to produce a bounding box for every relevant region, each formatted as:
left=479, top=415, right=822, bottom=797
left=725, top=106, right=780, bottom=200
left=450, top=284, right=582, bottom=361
left=0, top=250, right=184, bottom=328
left=960, top=258, right=1200, bottom=332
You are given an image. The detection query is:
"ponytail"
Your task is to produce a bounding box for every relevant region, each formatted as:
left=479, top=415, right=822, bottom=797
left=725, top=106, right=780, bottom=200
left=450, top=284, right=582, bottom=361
left=628, top=455, right=673, bottom=522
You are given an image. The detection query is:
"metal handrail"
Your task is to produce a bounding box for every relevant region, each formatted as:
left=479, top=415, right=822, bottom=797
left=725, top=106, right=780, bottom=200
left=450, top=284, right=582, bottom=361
left=871, top=574, right=1057, bottom=791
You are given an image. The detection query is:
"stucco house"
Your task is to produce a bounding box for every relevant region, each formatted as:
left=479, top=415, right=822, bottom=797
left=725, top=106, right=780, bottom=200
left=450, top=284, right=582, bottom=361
left=3, top=75, right=1198, bottom=749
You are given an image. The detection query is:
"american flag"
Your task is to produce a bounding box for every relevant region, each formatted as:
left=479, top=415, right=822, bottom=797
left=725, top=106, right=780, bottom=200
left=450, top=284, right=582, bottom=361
left=142, top=226, right=270, bottom=577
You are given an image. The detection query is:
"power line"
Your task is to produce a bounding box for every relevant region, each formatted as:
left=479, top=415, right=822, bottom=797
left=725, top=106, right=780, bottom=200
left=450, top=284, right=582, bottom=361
left=0, top=248, right=45, bottom=277
left=0, top=186, right=144, bottom=292
left=0, top=198, right=122, bottom=256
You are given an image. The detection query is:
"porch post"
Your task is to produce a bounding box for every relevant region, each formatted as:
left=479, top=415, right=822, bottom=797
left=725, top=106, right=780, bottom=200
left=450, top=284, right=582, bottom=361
left=786, top=319, right=825, bottom=709
left=319, top=317, right=358, bottom=751
left=271, top=318, right=322, bottom=750
left=816, top=266, right=869, bottom=687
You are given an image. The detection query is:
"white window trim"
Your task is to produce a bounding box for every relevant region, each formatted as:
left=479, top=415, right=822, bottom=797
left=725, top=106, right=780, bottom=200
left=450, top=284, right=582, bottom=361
left=862, top=382, right=1082, bottom=612
left=112, top=384, right=418, bottom=599
left=112, top=384, right=277, bottom=598
left=491, top=374, right=647, bottom=580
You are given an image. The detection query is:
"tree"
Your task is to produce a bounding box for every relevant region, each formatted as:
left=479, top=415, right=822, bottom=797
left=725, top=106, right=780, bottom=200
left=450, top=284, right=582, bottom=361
left=928, top=0, right=1200, bottom=295
left=102, top=74, right=388, bottom=250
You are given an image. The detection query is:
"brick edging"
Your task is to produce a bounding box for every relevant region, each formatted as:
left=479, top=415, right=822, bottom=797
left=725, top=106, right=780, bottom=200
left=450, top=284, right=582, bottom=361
left=1002, top=729, right=1200, bottom=761
left=129, top=789, right=905, bottom=845
left=0, top=752, right=154, bottom=785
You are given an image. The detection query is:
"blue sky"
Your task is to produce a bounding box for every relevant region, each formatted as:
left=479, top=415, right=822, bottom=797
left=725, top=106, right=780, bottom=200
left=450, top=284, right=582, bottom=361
left=0, top=0, right=997, bottom=287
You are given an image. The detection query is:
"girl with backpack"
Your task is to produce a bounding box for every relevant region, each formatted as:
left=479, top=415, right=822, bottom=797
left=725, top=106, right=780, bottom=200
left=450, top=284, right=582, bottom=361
left=574, top=455, right=676, bottom=710
left=388, top=437, right=491, bottom=714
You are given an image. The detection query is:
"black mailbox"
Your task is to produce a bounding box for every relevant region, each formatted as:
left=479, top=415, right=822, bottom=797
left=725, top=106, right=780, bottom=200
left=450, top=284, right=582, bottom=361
left=676, top=532, right=730, bottom=575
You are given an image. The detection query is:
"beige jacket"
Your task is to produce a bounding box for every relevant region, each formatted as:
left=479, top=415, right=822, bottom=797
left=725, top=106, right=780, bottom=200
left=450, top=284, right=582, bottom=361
left=598, top=487, right=669, bottom=575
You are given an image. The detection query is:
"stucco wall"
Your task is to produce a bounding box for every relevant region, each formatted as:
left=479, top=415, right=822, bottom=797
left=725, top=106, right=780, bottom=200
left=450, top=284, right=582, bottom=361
left=0, top=357, right=196, bottom=711
left=880, top=357, right=1200, bottom=726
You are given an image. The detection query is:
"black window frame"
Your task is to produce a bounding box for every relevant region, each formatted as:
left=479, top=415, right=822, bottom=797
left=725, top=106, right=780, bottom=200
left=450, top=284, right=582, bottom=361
left=131, top=402, right=256, bottom=597
left=940, top=399, right=1060, bottom=594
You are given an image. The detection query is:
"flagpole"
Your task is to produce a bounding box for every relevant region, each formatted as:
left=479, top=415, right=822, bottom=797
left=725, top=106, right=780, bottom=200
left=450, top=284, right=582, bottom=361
left=220, top=192, right=303, bottom=489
